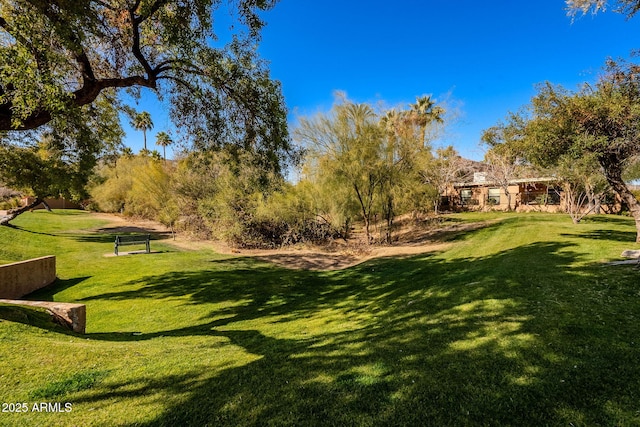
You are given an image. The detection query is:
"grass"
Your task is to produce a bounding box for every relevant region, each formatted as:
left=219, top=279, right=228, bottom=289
left=29, top=371, right=109, bottom=400
left=0, top=210, right=639, bottom=426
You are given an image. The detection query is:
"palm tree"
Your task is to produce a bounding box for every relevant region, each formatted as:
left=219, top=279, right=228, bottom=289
left=121, top=147, right=134, bottom=158
left=131, top=111, right=153, bottom=150
left=380, top=109, right=401, bottom=135
left=379, top=109, right=402, bottom=163
left=155, top=131, right=173, bottom=161
left=409, top=95, right=444, bottom=147
left=344, top=102, right=375, bottom=135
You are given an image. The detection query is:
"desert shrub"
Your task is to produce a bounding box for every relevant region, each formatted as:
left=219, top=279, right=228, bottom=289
left=234, top=218, right=338, bottom=248
left=90, top=154, right=178, bottom=230
left=0, top=186, right=21, bottom=210
left=0, top=198, right=21, bottom=210
left=91, top=149, right=342, bottom=246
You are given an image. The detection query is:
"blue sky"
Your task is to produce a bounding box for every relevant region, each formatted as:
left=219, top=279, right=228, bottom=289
left=124, top=1, right=640, bottom=161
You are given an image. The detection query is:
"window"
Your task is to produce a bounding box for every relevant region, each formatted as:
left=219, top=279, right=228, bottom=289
left=488, top=188, right=501, bottom=205
left=546, top=187, right=561, bottom=205
left=460, top=189, right=473, bottom=205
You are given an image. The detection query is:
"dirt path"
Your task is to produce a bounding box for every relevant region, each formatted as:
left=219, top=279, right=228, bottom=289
left=90, top=213, right=487, bottom=271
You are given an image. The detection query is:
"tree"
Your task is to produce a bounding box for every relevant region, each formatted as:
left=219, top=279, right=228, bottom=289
left=566, top=0, right=640, bottom=17
left=377, top=106, right=443, bottom=239
left=0, top=92, right=124, bottom=224
left=483, top=149, right=522, bottom=211
left=295, top=95, right=446, bottom=244
left=155, top=131, right=173, bottom=161
left=481, top=115, right=531, bottom=211
left=506, top=62, right=640, bottom=241
left=1, top=140, right=94, bottom=223
left=0, top=0, right=293, bottom=174
left=132, top=112, right=153, bottom=151
left=420, top=146, right=469, bottom=215
left=121, top=147, right=134, bottom=158
left=408, top=95, right=445, bottom=148
left=555, top=154, right=610, bottom=223
left=295, top=99, right=386, bottom=243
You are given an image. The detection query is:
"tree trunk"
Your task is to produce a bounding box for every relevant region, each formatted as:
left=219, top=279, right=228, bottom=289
left=363, top=215, right=371, bottom=243
left=0, top=197, right=44, bottom=226
left=594, top=195, right=601, bottom=215
left=602, top=162, right=640, bottom=242
left=41, top=199, right=52, bottom=212
left=384, top=195, right=394, bottom=244
left=353, top=184, right=372, bottom=244
left=342, top=218, right=351, bottom=241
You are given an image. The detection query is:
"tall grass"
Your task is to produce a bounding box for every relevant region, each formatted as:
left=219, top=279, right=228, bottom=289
left=0, top=210, right=639, bottom=426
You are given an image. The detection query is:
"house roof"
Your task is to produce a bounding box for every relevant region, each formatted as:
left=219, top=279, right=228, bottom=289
left=453, top=175, right=560, bottom=188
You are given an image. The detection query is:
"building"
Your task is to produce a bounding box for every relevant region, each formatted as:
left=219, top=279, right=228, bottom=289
left=21, top=197, right=83, bottom=210
left=446, top=173, right=621, bottom=214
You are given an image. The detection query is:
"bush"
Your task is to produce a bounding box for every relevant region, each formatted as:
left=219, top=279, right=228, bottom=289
left=232, top=218, right=339, bottom=249
left=90, top=155, right=178, bottom=229
left=0, top=197, right=21, bottom=210
left=0, top=186, right=21, bottom=210
left=91, top=150, right=343, bottom=247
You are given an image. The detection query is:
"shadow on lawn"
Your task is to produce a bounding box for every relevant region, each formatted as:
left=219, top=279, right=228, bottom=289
left=6, top=224, right=58, bottom=237
left=4, top=221, right=172, bottom=245
left=72, top=239, right=640, bottom=426
left=71, top=230, right=173, bottom=244
left=26, top=276, right=92, bottom=301
left=561, top=229, right=638, bottom=243
left=581, top=215, right=635, bottom=225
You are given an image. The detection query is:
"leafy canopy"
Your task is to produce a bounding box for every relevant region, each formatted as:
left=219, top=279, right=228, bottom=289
left=483, top=59, right=640, bottom=240
left=0, top=90, right=124, bottom=200
left=566, top=0, right=640, bottom=18
left=0, top=0, right=292, bottom=173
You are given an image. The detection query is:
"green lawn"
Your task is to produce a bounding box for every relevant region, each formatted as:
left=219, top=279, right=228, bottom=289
left=1, top=210, right=639, bottom=426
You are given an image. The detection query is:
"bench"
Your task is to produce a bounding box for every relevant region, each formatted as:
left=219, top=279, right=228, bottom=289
left=114, top=234, right=151, bottom=256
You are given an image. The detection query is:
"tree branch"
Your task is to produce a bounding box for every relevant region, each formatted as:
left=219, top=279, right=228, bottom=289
left=128, top=5, right=156, bottom=79
left=0, top=75, right=154, bottom=130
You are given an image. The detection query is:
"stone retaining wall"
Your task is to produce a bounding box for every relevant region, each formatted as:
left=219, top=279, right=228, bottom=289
left=0, top=256, right=56, bottom=299
left=0, top=256, right=87, bottom=333
left=0, top=299, right=86, bottom=333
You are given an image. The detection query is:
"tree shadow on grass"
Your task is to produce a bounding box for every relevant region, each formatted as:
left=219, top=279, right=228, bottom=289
left=71, top=230, right=173, bottom=244
left=3, top=221, right=171, bottom=248
left=561, top=229, right=638, bottom=243
left=581, top=215, right=635, bottom=225
left=25, top=276, right=91, bottom=301
left=70, top=240, right=640, bottom=425
left=6, top=224, right=58, bottom=237
left=398, top=217, right=511, bottom=246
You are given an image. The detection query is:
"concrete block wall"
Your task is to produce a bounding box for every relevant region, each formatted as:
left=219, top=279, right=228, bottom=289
left=0, top=256, right=56, bottom=299
left=0, top=256, right=87, bottom=333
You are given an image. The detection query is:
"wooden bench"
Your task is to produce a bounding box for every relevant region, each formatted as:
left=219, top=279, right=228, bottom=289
left=114, top=234, right=151, bottom=256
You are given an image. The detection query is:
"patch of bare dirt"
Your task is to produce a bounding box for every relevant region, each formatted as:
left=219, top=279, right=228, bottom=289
left=91, top=213, right=173, bottom=235
left=89, top=212, right=496, bottom=271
